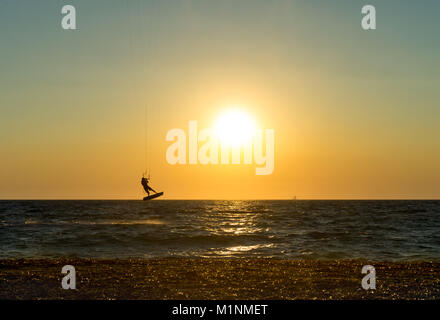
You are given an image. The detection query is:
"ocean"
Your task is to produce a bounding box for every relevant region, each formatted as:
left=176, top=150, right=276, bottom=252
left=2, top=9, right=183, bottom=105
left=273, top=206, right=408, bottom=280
left=0, top=200, right=439, bottom=261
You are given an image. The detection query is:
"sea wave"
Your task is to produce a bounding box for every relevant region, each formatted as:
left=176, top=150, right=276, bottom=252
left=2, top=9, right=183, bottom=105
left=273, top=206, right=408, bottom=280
left=1, top=200, right=439, bottom=260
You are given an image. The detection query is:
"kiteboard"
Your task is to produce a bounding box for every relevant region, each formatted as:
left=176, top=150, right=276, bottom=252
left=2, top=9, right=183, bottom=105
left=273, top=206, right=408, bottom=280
left=143, top=192, right=164, bottom=201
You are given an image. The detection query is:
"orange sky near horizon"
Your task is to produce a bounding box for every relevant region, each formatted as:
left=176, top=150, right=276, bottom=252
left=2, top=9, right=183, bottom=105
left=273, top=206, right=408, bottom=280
left=1, top=1, right=439, bottom=199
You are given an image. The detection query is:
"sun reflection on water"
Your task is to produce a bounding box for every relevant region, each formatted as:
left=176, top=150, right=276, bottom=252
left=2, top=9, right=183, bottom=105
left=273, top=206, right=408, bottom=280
left=202, top=201, right=270, bottom=236
left=213, top=244, right=275, bottom=257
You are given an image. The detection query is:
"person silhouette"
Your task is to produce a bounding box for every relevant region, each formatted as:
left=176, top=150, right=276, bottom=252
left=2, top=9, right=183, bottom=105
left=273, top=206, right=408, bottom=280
left=141, top=177, right=157, bottom=196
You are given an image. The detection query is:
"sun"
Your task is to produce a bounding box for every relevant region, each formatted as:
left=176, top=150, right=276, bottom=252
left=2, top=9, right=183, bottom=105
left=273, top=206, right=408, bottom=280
left=213, top=109, right=257, bottom=147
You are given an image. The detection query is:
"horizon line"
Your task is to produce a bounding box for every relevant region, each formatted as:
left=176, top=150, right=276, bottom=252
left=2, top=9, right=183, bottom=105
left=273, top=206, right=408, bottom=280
left=0, top=198, right=439, bottom=201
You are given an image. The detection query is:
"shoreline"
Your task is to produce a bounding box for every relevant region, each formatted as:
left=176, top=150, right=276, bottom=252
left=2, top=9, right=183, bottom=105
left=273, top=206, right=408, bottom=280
left=1, top=258, right=439, bottom=300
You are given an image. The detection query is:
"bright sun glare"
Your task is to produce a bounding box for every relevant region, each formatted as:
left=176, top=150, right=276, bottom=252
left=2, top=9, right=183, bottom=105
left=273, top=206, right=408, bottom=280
left=213, top=109, right=257, bottom=147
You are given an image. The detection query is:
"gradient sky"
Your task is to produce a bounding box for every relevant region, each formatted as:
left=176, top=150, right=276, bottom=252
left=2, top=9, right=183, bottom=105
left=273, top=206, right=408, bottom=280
left=1, top=0, right=439, bottom=199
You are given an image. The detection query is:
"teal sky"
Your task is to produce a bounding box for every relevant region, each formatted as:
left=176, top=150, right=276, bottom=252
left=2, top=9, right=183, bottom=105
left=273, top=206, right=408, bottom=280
left=1, top=0, right=439, bottom=199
